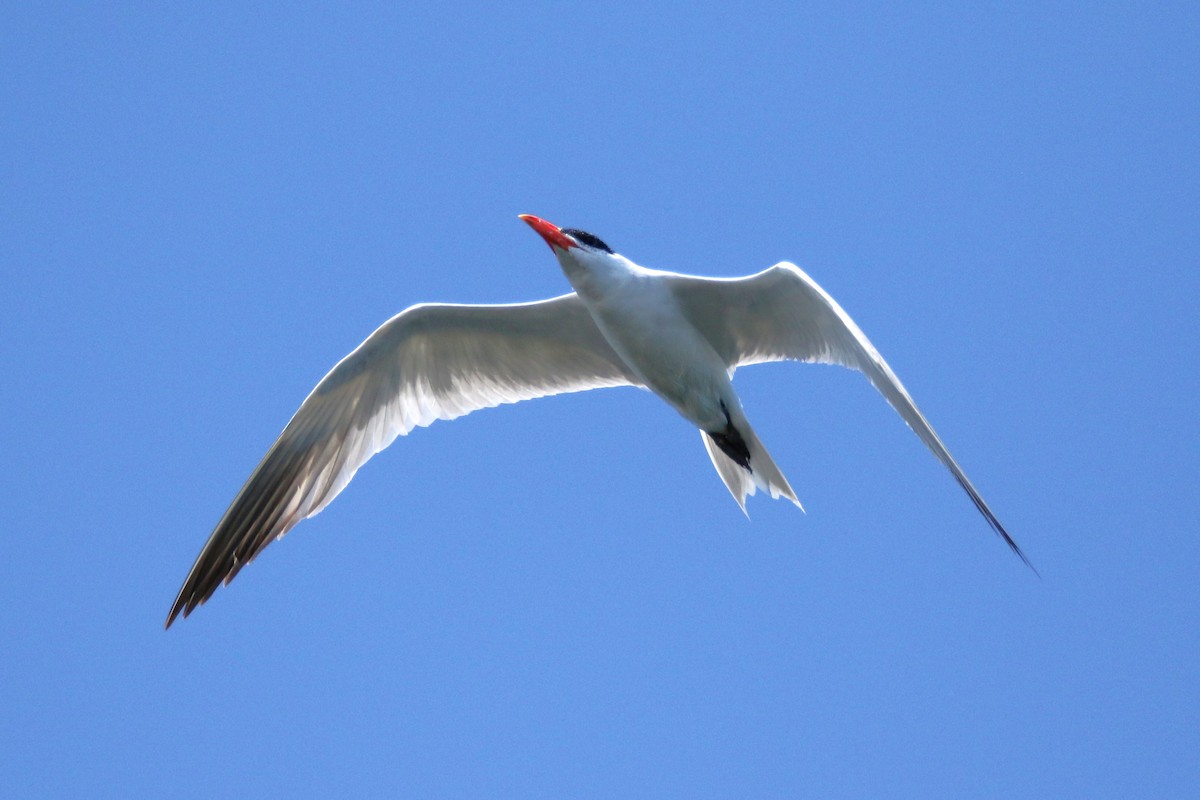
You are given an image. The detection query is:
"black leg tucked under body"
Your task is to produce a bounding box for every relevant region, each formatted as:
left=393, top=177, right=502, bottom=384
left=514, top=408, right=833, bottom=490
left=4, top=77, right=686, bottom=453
left=707, top=401, right=752, bottom=471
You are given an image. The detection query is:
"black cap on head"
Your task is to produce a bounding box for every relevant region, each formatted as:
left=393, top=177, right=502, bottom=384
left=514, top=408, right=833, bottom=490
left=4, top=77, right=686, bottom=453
left=561, top=229, right=613, bottom=254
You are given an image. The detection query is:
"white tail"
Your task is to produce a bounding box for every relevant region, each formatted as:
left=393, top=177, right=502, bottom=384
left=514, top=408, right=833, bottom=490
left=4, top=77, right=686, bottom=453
left=700, top=419, right=803, bottom=514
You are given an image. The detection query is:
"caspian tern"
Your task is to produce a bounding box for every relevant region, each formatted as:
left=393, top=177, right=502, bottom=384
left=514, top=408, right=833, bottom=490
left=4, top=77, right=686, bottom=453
left=166, top=214, right=1031, bottom=627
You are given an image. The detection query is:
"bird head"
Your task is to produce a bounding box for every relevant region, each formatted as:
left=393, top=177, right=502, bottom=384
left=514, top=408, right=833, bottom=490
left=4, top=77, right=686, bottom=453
left=519, top=214, right=621, bottom=287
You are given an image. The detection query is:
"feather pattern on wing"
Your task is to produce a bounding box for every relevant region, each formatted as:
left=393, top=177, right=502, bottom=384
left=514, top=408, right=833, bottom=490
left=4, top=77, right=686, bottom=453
left=167, top=294, right=639, bottom=626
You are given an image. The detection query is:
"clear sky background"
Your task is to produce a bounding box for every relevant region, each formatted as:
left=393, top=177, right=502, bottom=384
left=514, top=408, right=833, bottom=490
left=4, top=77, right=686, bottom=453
left=3, top=3, right=1197, bottom=797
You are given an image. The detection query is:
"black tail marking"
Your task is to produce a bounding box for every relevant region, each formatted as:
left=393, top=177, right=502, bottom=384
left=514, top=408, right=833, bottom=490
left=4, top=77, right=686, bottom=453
left=708, top=401, right=752, bottom=471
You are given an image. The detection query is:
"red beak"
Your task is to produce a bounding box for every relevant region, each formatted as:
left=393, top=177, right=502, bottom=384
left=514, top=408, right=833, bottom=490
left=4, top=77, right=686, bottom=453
left=519, top=214, right=577, bottom=252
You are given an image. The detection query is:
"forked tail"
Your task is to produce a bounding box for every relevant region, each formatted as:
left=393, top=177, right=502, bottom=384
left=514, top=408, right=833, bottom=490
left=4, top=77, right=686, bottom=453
left=701, top=418, right=802, bottom=514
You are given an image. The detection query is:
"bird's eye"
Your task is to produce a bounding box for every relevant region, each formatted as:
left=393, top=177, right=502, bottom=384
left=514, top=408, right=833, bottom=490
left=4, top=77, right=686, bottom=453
left=561, top=229, right=613, bottom=254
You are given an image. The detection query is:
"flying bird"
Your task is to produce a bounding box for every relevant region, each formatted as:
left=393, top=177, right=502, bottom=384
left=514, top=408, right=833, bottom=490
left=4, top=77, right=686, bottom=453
left=166, top=214, right=1031, bottom=627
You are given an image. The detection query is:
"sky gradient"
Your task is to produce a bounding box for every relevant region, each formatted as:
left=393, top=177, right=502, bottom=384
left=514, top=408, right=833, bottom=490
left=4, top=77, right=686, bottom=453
left=3, top=3, right=1197, bottom=797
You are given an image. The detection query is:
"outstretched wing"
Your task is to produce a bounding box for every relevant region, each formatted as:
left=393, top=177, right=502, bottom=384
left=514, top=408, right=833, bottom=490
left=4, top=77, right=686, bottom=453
left=668, top=263, right=1032, bottom=569
left=167, top=294, right=639, bottom=626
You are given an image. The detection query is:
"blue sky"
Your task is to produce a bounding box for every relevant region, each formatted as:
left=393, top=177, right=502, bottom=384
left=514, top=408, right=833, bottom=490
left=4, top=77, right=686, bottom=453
left=3, top=3, right=1197, bottom=797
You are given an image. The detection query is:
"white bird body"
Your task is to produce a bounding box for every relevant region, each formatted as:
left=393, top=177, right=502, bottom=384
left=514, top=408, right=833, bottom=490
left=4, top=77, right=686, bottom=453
left=166, top=215, right=1030, bottom=628
left=570, top=257, right=733, bottom=430
left=556, top=246, right=797, bottom=507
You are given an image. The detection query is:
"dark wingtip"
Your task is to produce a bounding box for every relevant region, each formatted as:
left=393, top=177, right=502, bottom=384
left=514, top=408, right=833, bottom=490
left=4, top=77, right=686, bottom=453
left=953, top=472, right=1039, bottom=577
left=164, top=594, right=189, bottom=630
left=1007, top=537, right=1040, bottom=579
left=980, top=501, right=1039, bottom=578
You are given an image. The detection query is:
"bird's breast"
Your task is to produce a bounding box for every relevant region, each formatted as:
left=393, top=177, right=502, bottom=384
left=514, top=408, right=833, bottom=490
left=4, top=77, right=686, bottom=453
left=583, top=280, right=732, bottom=429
